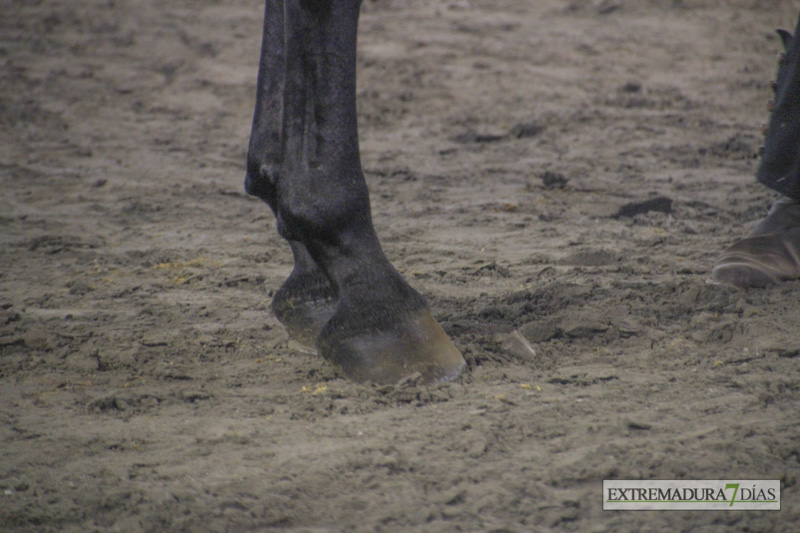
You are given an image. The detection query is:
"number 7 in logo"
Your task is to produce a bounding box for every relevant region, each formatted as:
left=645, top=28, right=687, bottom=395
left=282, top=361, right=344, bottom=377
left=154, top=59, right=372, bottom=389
left=725, top=483, right=739, bottom=507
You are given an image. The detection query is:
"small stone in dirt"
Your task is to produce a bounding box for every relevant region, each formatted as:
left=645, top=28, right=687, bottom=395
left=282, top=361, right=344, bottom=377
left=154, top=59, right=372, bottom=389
left=775, top=348, right=800, bottom=358
left=500, top=330, right=538, bottom=362
left=620, top=81, right=642, bottom=93
left=626, top=420, right=652, bottom=431
left=88, top=395, right=130, bottom=413
left=519, top=320, right=559, bottom=343
left=197, top=334, right=214, bottom=346
left=68, top=352, right=102, bottom=373
left=560, top=314, right=609, bottom=339
left=540, top=171, right=569, bottom=189
left=375, top=384, right=395, bottom=395
left=611, top=316, right=641, bottom=337
left=67, top=280, right=92, bottom=296
left=92, top=178, right=107, bottom=188
left=0, top=336, right=24, bottom=347
left=141, top=334, right=169, bottom=347
left=510, top=121, right=544, bottom=138
left=596, top=0, right=622, bottom=15
left=178, top=390, right=211, bottom=403
left=474, top=261, right=510, bottom=278
left=1, top=308, right=21, bottom=325
left=613, top=196, right=673, bottom=218
left=449, top=129, right=505, bottom=144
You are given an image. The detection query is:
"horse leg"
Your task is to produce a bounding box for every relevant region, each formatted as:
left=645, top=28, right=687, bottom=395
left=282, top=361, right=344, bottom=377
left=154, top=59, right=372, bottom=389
left=245, top=0, right=335, bottom=348
left=245, top=0, right=465, bottom=383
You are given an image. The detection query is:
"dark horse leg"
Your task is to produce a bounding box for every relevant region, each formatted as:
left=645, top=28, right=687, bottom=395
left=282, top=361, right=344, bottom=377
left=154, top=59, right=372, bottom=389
left=245, top=0, right=465, bottom=383
left=712, top=14, right=800, bottom=288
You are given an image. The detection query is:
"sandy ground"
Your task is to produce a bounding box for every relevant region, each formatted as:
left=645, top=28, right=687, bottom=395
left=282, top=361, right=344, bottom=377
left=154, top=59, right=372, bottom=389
left=2, top=0, right=800, bottom=530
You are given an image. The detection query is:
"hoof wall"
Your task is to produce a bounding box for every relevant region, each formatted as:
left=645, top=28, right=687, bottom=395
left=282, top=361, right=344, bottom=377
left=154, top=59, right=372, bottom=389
left=318, top=308, right=465, bottom=385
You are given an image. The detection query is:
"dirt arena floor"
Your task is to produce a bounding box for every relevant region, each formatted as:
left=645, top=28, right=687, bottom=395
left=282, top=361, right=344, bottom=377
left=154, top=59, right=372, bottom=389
left=2, top=0, right=800, bottom=530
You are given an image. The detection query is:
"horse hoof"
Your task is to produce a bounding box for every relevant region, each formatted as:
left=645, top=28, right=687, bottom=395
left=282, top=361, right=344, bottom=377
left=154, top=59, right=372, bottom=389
left=317, top=306, right=465, bottom=385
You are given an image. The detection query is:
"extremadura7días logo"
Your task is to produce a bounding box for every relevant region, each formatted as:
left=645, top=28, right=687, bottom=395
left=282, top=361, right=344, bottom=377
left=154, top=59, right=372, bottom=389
left=603, top=480, right=780, bottom=511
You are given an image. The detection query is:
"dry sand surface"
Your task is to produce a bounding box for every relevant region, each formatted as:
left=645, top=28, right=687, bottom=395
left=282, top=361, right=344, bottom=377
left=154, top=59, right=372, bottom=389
left=2, top=0, right=800, bottom=531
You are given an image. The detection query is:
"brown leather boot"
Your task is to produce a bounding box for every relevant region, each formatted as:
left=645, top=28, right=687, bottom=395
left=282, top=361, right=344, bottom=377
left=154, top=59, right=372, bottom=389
left=712, top=197, right=800, bottom=288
